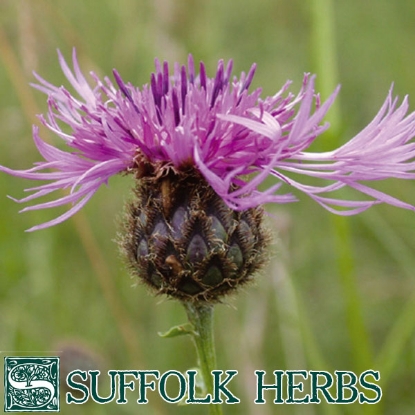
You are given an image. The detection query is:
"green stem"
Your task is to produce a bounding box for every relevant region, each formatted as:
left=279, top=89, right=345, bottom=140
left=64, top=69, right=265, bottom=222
left=310, top=0, right=341, bottom=135
left=310, top=2, right=379, bottom=414
left=183, top=302, right=222, bottom=415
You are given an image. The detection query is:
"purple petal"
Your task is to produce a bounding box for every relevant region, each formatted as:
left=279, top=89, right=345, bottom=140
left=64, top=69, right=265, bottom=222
left=3, top=50, right=415, bottom=231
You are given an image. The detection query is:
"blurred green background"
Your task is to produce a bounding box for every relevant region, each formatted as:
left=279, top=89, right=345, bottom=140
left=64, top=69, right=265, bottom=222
left=1, top=0, right=415, bottom=414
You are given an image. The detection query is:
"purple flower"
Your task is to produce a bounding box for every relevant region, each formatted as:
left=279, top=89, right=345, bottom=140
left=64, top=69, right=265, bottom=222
left=1, top=49, right=415, bottom=231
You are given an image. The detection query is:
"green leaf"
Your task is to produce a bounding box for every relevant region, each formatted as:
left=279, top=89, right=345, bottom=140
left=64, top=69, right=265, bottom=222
left=158, top=323, right=195, bottom=338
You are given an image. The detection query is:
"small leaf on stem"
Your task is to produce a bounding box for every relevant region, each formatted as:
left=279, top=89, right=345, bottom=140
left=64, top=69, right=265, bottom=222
left=158, top=323, right=195, bottom=338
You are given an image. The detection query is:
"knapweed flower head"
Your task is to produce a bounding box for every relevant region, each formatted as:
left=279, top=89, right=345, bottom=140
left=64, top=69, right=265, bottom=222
left=2, top=49, right=415, bottom=300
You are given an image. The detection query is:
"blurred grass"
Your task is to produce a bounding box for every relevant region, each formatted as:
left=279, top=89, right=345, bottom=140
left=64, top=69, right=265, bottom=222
left=1, top=0, right=415, bottom=414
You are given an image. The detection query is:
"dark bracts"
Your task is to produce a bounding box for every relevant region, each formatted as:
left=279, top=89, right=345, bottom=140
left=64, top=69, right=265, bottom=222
left=121, top=169, right=269, bottom=302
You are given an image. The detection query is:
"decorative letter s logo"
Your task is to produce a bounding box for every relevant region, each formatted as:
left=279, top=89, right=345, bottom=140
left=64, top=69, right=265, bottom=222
left=6, top=358, right=58, bottom=411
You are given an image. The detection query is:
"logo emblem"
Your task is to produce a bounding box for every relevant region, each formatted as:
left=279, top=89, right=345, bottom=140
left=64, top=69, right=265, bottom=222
left=4, top=357, right=59, bottom=412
